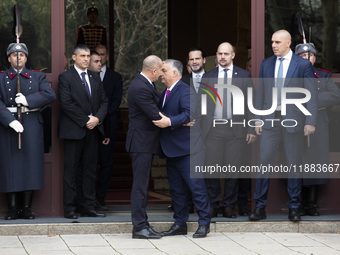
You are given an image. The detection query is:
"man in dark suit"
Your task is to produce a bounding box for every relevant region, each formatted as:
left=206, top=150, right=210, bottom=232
left=182, top=47, right=206, bottom=93
left=126, top=55, right=163, bottom=239
left=153, top=59, right=210, bottom=238
left=94, top=44, right=123, bottom=210
left=199, top=42, right=256, bottom=219
left=249, top=30, right=317, bottom=222
left=58, top=44, right=108, bottom=219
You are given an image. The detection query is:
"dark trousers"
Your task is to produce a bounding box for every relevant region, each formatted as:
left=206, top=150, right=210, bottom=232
left=254, top=119, right=303, bottom=209
left=130, top=152, right=153, bottom=232
left=96, top=129, right=117, bottom=200
left=204, top=124, right=244, bottom=211
left=238, top=143, right=252, bottom=207
left=167, top=152, right=211, bottom=227
left=63, top=129, right=99, bottom=212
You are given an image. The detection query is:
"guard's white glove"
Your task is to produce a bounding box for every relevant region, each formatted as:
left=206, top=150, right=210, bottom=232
left=9, top=120, right=24, bottom=133
left=15, top=93, right=28, bottom=106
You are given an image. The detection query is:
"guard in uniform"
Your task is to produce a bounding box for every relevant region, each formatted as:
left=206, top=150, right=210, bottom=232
left=295, top=43, right=340, bottom=216
left=76, top=6, right=107, bottom=51
left=0, top=43, right=56, bottom=219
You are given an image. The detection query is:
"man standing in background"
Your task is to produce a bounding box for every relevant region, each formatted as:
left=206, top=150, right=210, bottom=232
left=94, top=44, right=123, bottom=211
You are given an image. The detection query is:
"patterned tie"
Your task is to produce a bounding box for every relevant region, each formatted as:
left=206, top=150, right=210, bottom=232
left=195, top=74, right=200, bottom=93
left=277, top=58, right=284, bottom=106
left=81, top=72, right=92, bottom=103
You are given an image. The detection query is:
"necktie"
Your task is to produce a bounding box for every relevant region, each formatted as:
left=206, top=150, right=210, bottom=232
left=81, top=72, right=92, bottom=103
left=277, top=58, right=284, bottom=106
left=165, top=89, right=170, bottom=100
left=223, top=69, right=232, bottom=119
left=195, top=74, right=200, bottom=93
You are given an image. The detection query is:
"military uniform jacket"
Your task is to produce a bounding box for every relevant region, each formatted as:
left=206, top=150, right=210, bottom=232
left=76, top=23, right=107, bottom=51
left=0, top=66, right=56, bottom=192
left=302, top=67, right=340, bottom=185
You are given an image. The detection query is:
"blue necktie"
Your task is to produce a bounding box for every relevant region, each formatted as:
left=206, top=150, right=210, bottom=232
left=277, top=58, right=284, bottom=106
left=81, top=72, right=92, bottom=103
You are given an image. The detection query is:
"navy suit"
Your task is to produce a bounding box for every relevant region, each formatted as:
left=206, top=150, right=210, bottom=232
left=253, top=52, right=317, bottom=209
left=97, top=67, right=123, bottom=201
left=199, top=66, right=255, bottom=212
left=158, top=80, right=210, bottom=227
left=125, top=73, right=160, bottom=232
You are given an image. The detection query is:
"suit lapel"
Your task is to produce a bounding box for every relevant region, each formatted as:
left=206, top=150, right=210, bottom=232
left=284, top=54, right=298, bottom=86
left=162, top=82, right=179, bottom=109
left=71, top=67, right=91, bottom=103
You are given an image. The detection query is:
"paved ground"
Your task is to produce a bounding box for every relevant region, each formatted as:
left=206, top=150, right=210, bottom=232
left=0, top=232, right=340, bottom=255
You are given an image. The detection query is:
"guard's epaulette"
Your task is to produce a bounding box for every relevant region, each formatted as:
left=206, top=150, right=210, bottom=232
left=32, top=70, right=44, bottom=73
left=317, top=68, right=331, bottom=74
left=0, top=71, right=4, bottom=73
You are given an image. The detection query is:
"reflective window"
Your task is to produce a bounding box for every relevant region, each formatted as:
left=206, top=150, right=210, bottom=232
left=0, top=1, right=51, bottom=72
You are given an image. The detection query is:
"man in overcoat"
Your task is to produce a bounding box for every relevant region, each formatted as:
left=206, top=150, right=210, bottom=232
left=0, top=42, right=56, bottom=220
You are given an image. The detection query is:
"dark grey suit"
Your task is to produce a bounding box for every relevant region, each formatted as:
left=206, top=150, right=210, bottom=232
left=199, top=66, right=255, bottom=211
left=125, top=73, right=160, bottom=232
left=58, top=66, right=108, bottom=213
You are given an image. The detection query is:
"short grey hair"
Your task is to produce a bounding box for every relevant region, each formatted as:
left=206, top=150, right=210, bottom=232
left=163, top=59, right=183, bottom=77
left=73, top=44, right=90, bottom=55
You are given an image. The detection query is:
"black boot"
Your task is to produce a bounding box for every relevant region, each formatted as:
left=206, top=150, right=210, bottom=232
left=5, top=193, right=20, bottom=220
left=22, top=191, right=35, bottom=219
left=306, top=185, right=320, bottom=216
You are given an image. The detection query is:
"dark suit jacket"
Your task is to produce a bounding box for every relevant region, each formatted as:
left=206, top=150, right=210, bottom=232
left=125, top=73, right=161, bottom=153
left=181, top=73, right=195, bottom=91
left=57, top=66, right=108, bottom=139
left=254, top=52, right=317, bottom=132
left=102, top=67, right=123, bottom=131
left=199, top=65, right=255, bottom=138
left=158, top=80, right=204, bottom=158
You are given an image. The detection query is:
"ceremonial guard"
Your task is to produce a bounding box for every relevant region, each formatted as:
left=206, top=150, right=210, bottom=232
left=0, top=43, right=56, bottom=219
left=295, top=42, right=340, bottom=216
left=76, top=2, right=107, bottom=51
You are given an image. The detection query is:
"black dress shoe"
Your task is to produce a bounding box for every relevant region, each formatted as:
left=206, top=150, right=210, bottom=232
left=288, top=208, right=301, bottom=221
left=5, top=208, right=21, bottom=220
left=222, top=207, right=237, bottom=218
left=95, top=200, right=109, bottom=211
left=238, top=205, right=249, bottom=216
left=147, top=225, right=163, bottom=236
left=193, top=225, right=210, bottom=238
left=161, top=224, right=187, bottom=236
left=210, top=207, right=218, bottom=218
left=248, top=207, right=266, bottom=221
left=81, top=210, right=106, bottom=217
left=64, top=211, right=78, bottom=219
left=168, top=204, right=174, bottom=211
left=133, top=228, right=162, bottom=239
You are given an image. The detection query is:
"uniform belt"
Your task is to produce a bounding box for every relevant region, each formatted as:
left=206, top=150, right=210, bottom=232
left=7, top=107, right=39, bottom=113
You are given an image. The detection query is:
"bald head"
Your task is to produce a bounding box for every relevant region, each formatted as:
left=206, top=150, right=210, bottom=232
left=142, top=55, right=163, bottom=82
left=272, top=30, right=292, bottom=57
left=274, top=30, right=291, bottom=41
left=216, top=42, right=235, bottom=68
